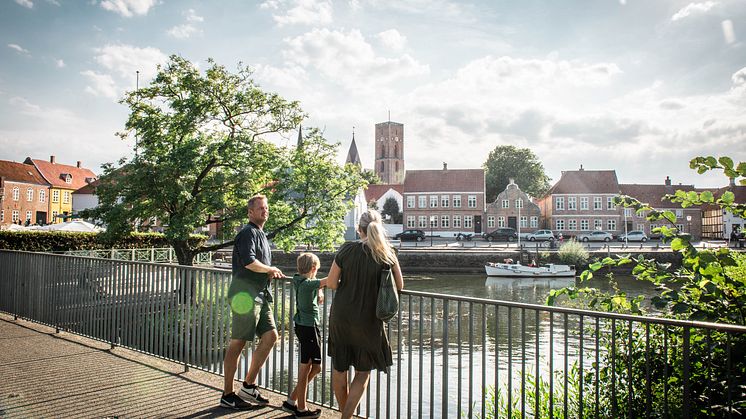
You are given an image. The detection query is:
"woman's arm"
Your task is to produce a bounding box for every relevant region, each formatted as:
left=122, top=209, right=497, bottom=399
left=326, top=261, right=342, bottom=290
left=392, top=262, right=404, bottom=291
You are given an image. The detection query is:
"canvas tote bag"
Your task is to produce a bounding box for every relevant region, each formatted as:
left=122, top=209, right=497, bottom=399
left=376, top=265, right=399, bottom=322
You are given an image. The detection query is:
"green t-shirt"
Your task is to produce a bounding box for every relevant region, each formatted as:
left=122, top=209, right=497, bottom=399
left=293, top=273, right=322, bottom=326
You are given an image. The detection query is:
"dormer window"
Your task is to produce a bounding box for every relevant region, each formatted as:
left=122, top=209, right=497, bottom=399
left=61, top=173, right=72, bottom=184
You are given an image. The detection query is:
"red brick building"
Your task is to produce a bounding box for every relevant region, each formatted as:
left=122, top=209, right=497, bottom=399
left=619, top=177, right=702, bottom=238
left=25, top=156, right=97, bottom=223
left=485, top=179, right=542, bottom=233
left=0, top=160, right=50, bottom=226
left=374, top=121, right=405, bottom=184
left=402, top=163, right=486, bottom=236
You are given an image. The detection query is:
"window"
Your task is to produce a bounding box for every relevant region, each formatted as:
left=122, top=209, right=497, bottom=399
left=12, top=210, right=20, bottom=223
left=52, top=190, right=59, bottom=203
left=580, top=197, right=589, bottom=210
left=624, top=208, right=633, bottom=217
left=407, top=196, right=415, bottom=209
left=430, top=196, right=438, bottom=208
left=418, top=196, right=426, bottom=208
left=63, top=191, right=70, bottom=204
left=498, top=216, right=506, bottom=228
left=594, top=219, right=602, bottom=230
left=12, top=187, right=20, bottom=201
left=606, top=197, right=615, bottom=210
left=441, top=215, right=450, bottom=228
left=555, top=197, right=564, bottom=210
left=25, top=211, right=32, bottom=221
left=27, top=188, right=33, bottom=201
left=637, top=223, right=645, bottom=232
left=607, top=219, right=617, bottom=231
left=467, top=195, right=477, bottom=208
left=568, top=197, right=576, bottom=210
left=568, top=219, right=577, bottom=230
left=441, top=195, right=449, bottom=207
left=580, top=219, right=589, bottom=230
left=0, top=210, right=3, bottom=222
left=520, top=216, right=528, bottom=228
left=52, top=211, right=58, bottom=222
left=676, top=224, right=684, bottom=232
left=65, top=175, right=72, bottom=184
left=555, top=219, right=565, bottom=230
left=487, top=216, right=495, bottom=228
left=453, top=215, right=461, bottom=228
left=464, top=215, right=473, bottom=228
left=418, top=216, right=427, bottom=228
left=675, top=209, right=683, bottom=218
left=39, top=189, right=45, bottom=203
left=515, top=198, right=523, bottom=209
left=594, top=197, right=603, bottom=210
left=502, top=199, right=509, bottom=209
left=430, top=216, right=438, bottom=228
left=530, top=216, right=538, bottom=228
left=453, top=195, right=462, bottom=208
left=407, top=216, right=415, bottom=228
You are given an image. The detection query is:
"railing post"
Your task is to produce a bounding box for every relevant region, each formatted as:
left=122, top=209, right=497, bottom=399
left=683, top=326, right=691, bottom=418
left=442, top=299, right=449, bottom=418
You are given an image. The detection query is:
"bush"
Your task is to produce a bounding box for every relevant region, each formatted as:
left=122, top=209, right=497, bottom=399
left=557, top=239, right=589, bottom=267
left=0, top=231, right=206, bottom=252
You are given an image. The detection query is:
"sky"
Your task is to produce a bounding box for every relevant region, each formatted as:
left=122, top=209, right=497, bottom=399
left=1, top=0, right=744, bottom=189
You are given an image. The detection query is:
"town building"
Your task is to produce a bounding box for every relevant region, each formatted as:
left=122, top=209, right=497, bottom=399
left=342, top=132, right=369, bottom=240
left=374, top=120, right=405, bottom=184
left=25, top=156, right=97, bottom=224
left=484, top=179, right=541, bottom=234
left=619, top=177, right=701, bottom=238
left=701, top=180, right=746, bottom=240
left=402, top=163, right=486, bottom=237
left=0, top=160, right=50, bottom=226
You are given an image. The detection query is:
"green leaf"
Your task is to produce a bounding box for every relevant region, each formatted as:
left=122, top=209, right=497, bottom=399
left=671, top=238, right=686, bottom=251
left=662, top=211, right=677, bottom=224
left=589, top=262, right=603, bottom=271
left=700, top=190, right=714, bottom=203
left=722, top=191, right=735, bottom=205
left=718, top=156, right=734, bottom=169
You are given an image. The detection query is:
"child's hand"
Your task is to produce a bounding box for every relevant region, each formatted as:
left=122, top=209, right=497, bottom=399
left=318, top=277, right=328, bottom=288
left=317, top=288, right=324, bottom=304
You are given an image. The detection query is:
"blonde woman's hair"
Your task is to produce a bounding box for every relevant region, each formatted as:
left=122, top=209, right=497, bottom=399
left=297, top=252, right=320, bottom=275
left=359, top=209, right=398, bottom=266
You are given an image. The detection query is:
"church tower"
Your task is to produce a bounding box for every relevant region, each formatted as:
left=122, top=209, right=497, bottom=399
left=374, top=119, right=404, bottom=184
left=345, top=129, right=362, bottom=167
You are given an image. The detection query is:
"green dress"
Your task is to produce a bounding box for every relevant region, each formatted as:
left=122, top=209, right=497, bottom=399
left=328, top=241, right=393, bottom=372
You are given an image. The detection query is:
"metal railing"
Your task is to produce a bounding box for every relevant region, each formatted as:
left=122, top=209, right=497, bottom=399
left=1, top=250, right=744, bottom=418
left=58, top=247, right=214, bottom=265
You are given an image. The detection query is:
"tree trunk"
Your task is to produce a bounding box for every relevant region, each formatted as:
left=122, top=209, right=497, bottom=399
left=172, top=240, right=196, bottom=303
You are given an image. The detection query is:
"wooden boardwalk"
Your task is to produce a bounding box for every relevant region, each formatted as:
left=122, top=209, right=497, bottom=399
left=0, top=313, right=340, bottom=418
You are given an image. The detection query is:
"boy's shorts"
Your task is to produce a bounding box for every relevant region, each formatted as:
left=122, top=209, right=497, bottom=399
left=295, top=324, right=322, bottom=364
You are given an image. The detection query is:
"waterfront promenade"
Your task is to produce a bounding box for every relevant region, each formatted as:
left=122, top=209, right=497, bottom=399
left=0, top=314, right=340, bottom=418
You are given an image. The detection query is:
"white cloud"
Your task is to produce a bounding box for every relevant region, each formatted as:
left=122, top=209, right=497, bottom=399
left=167, top=9, right=204, bottom=39
left=262, top=0, right=333, bottom=26
left=253, top=64, right=309, bottom=90
left=9, top=97, right=41, bottom=113
left=376, top=29, right=407, bottom=51
left=283, top=28, right=429, bottom=88
left=671, top=1, right=718, bottom=22
left=99, top=0, right=156, bottom=17
left=185, top=8, right=203, bottom=23
left=93, top=44, right=167, bottom=80
left=46, top=0, right=61, bottom=6
left=722, top=19, right=736, bottom=44
left=81, top=70, right=118, bottom=98
left=55, top=59, right=65, bottom=68
left=7, top=43, right=30, bottom=54
left=14, top=0, right=33, bottom=8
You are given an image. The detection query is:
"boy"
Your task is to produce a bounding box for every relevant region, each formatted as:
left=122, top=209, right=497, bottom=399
left=283, top=253, right=326, bottom=418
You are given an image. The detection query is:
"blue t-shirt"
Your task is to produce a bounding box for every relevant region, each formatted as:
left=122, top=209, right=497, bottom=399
left=232, top=222, right=272, bottom=293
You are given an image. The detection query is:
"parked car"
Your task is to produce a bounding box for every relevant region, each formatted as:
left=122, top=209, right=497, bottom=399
left=618, top=230, right=648, bottom=242
left=483, top=227, right=518, bottom=242
left=576, top=231, right=614, bottom=242
left=394, top=229, right=426, bottom=241
left=527, top=230, right=556, bottom=241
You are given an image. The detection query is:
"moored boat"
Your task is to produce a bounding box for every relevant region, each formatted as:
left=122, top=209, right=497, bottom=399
left=484, top=262, right=575, bottom=277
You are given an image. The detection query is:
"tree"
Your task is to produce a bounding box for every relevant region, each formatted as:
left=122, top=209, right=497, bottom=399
left=90, top=56, right=367, bottom=266
left=381, top=196, right=402, bottom=224
left=483, top=145, right=550, bottom=202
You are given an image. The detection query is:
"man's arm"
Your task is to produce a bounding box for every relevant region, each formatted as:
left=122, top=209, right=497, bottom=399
left=245, top=260, right=283, bottom=279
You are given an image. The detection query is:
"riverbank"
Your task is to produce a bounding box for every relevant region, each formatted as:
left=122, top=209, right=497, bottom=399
left=271, top=247, right=685, bottom=274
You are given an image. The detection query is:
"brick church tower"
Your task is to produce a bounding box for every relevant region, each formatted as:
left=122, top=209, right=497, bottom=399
left=374, top=120, right=405, bottom=184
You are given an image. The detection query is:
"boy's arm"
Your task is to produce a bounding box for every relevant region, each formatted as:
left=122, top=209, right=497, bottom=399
left=317, top=276, right=328, bottom=288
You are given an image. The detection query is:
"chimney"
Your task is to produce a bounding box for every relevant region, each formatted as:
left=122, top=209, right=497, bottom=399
left=77, top=161, right=82, bottom=168
left=665, top=176, right=671, bottom=186
left=50, top=155, right=56, bottom=164
left=579, top=164, right=584, bottom=171
left=443, top=162, right=448, bottom=171
left=509, top=178, right=515, bottom=184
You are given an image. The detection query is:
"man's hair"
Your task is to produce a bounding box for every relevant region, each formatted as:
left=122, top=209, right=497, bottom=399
left=297, top=252, right=320, bottom=275
left=248, top=194, right=267, bottom=210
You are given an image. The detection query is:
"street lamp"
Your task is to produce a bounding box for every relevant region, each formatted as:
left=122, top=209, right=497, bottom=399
left=517, top=197, right=521, bottom=248
left=430, top=215, right=436, bottom=247
left=686, top=215, right=692, bottom=236
left=623, top=208, right=628, bottom=246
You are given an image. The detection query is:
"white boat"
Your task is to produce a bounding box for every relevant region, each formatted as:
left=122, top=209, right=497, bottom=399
left=484, top=262, right=575, bottom=277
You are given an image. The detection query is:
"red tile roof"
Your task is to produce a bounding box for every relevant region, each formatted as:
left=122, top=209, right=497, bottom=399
left=0, top=160, right=48, bottom=185
left=546, top=170, right=619, bottom=195
left=364, top=184, right=402, bottom=202
left=619, top=183, right=696, bottom=206
left=403, top=169, right=484, bottom=193
left=73, top=178, right=100, bottom=194
left=25, top=158, right=97, bottom=190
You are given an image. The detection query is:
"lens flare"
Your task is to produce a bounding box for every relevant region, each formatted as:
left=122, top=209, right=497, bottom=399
left=230, top=292, right=254, bottom=314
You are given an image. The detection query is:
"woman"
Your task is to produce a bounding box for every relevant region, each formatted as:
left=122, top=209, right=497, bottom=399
left=326, top=209, right=404, bottom=419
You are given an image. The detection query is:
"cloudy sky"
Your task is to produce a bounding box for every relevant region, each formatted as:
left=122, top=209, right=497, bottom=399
left=1, top=0, right=744, bottom=189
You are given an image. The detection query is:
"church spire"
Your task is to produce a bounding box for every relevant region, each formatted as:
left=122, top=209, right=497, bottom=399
left=345, top=127, right=362, bottom=167
left=296, top=124, right=303, bottom=149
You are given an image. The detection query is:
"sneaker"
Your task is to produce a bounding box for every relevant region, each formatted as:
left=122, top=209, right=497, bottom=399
left=295, top=409, right=321, bottom=418
left=220, top=392, right=254, bottom=410
left=239, top=384, right=270, bottom=405
left=282, top=400, right=299, bottom=414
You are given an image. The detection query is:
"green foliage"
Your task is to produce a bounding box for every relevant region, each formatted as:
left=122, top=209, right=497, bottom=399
left=0, top=231, right=205, bottom=252
left=381, top=196, right=403, bottom=224
left=482, top=145, right=551, bottom=202
left=557, top=239, right=590, bottom=268
left=88, top=55, right=366, bottom=265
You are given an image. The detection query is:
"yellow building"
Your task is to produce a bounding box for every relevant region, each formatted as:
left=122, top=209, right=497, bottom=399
left=25, top=156, right=97, bottom=223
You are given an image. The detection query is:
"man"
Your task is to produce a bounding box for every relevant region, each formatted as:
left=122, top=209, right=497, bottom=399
left=220, top=195, right=284, bottom=410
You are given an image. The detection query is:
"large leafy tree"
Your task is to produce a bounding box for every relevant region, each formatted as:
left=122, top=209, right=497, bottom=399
left=381, top=196, right=402, bottom=224
left=483, top=145, right=551, bottom=202
left=90, top=55, right=367, bottom=265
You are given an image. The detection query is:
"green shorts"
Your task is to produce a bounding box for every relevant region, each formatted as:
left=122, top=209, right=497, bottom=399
left=227, top=279, right=276, bottom=341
